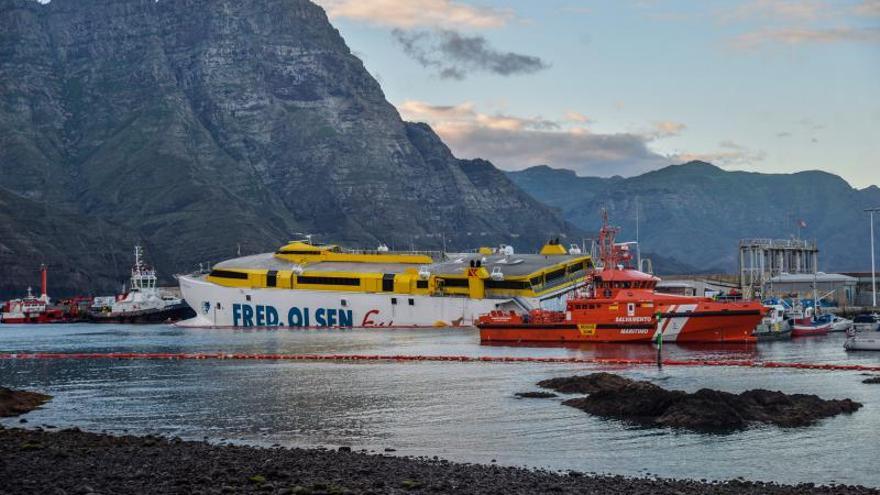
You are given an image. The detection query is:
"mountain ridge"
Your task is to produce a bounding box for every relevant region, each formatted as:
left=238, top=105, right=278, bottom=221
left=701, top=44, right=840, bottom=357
left=508, top=162, right=880, bottom=273
left=0, top=0, right=574, bottom=298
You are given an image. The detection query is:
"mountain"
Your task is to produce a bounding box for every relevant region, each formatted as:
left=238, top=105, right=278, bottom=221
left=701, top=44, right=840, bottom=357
left=0, top=0, right=572, bottom=298
left=508, top=162, right=880, bottom=273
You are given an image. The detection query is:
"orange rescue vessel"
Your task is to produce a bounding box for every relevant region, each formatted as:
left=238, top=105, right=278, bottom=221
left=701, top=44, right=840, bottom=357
left=477, top=215, right=765, bottom=344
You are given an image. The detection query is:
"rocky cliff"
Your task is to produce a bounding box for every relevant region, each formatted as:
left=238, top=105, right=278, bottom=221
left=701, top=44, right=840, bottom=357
left=509, top=162, right=880, bottom=273
left=0, top=0, right=571, bottom=298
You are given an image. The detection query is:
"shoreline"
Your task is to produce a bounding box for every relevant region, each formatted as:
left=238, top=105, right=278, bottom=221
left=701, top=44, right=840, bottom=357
left=1, top=426, right=878, bottom=494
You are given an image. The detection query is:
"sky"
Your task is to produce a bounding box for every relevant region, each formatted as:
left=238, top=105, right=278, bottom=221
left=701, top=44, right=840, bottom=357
left=314, top=0, right=879, bottom=188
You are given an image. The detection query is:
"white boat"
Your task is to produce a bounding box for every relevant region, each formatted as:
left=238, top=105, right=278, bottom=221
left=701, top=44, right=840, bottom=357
left=828, top=315, right=854, bottom=333
left=177, top=239, right=592, bottom=328
left=853, top=313, right=880, bottom=332
left=844, top=333, right=880, bottom=351
left=89, top=246, right=194, bottom=323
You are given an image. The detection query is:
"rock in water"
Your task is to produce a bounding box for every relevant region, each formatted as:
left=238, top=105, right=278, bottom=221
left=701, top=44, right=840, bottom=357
left=0, top=0, right=573, bottom=298
left=0, top=388, right=52, bottom=417
left=540, top=374, right=862, bottom=432
left=514, top=391, right=558, bottom=399
left=537, top=372, right=633, bottom=394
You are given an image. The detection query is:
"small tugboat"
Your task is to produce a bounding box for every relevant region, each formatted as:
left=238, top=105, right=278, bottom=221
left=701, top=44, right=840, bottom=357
left=0, top=265, right=68, bottom=324
left=753, top=304, right=792, bottom=341
left=476, top=214, right=766, bottom=344
left=88, top=246, right=194, bottom=323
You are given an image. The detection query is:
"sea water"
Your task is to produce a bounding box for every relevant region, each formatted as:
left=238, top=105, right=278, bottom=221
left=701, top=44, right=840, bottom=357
left=1, top=324, right=878, bottom=486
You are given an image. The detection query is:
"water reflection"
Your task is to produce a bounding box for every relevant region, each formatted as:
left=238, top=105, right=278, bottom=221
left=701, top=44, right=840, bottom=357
left=0, top=324, right=878, bottom=487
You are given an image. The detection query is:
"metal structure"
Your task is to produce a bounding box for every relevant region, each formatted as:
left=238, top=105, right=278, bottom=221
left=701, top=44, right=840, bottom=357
left=739, top=238, right=818, bottom=298
left=867, top=207, right=880, bottom=308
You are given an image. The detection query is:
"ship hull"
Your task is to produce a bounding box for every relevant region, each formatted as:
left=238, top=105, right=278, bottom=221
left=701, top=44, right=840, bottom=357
left=0, top=315, right=68, bottom=324
left=177, top=275, right=537, bottom=328
left=791, top=325, right=831, bottom=337
left=479, top=304, right=764, bottom=344
left=88, top=303, right=195, bottom=324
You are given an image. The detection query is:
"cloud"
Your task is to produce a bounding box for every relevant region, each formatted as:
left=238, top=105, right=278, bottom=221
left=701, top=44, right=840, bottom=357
left=398, top=100, right=674, bottom=176
left=315, top=0, right=512, bottom=29
left=725, top=0, right=829, bottom=22
left=392, top=29, right=549, bottom=80
left=798, top=117, right=825, bottom=131
left=731, top=26, right=880, bottom=48
left=564, top=111, right=592, bottom=123
left=672, top=140, right=766, bottom=167
left=854, top=0, right=880, bottom=16
left=648, top=121, right=687, bottom=138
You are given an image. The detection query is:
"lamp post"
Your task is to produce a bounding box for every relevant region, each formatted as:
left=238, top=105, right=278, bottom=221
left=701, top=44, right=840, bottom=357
left=867, top=208, right=880, bottom=308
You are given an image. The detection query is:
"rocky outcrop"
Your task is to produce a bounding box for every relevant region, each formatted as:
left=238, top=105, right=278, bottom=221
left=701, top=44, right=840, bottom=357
left=4, top=427, right=879, bottom=494
left=514, top=391, right=557, bottom=399
left=0, top=0, right=572, bottom=298
left=538, top=374, right=862, bottom=432
left=0, top=388, right=51, bottom=417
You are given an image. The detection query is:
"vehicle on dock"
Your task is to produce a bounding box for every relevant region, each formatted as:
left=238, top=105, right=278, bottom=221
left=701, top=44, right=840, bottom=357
left=476, top=214, right=767, bottom=344
left=89, top=246, right=194, bottom=323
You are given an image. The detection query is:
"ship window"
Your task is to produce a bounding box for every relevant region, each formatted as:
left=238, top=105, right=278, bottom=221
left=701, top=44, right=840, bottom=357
left=546, top=268, right=566, bottom=281
left=275, top=250, right=323, bottom=255
left=246, top=295, right=251, bottom=301
left=296, top=276, right=361, bottom=286
left=216, top=302, right=221, bottom=309
left=209, top=269, right=248, bottom=280
left=530, top=276, right=543, bottom=287
left=416, top=280, right=429, bottom=289
left=408, top=298, right=414, bottom=306
left=440, top=278, right=469, bottom=288
left=485, top=280, right=531, bottom=290
left=391, top=298, right=398, bottom=305
left=382, top=274, right=395, bottom=292
left=341, top=299, right=347, bottom=307
left=267, top=270, right=278, bottom=288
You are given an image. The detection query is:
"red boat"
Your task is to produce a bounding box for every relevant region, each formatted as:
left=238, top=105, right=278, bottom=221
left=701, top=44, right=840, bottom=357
left=1, top=265, right=71, bottom=324
left=476, top=215, right=766, bottom=344
left=790, top=317, right=831, bottom=337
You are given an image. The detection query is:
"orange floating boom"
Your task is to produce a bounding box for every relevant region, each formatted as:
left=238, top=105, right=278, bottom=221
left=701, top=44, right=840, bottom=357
left=1, top=352, right=879, bottom=372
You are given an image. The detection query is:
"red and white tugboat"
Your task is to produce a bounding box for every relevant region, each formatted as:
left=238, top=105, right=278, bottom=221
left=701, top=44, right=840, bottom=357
left=1, top=265, right=67, bottom=324
left=88, top=246, right=194, bottom=323
left=476, top=214, right=766, bottom=344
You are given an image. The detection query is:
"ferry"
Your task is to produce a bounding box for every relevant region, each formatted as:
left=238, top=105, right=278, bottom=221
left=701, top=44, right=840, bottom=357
left=476, top=215, right=766, bottom=343
left=177, top=238, right=592, bottom=328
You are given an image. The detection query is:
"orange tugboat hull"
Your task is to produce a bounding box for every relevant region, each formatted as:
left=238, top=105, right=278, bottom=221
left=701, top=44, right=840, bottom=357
left=478, top=303, right=764, bottom=344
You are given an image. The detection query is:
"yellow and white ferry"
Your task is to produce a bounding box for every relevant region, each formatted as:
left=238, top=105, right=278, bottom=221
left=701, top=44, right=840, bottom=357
left=177, top=239, right=592, bottom=328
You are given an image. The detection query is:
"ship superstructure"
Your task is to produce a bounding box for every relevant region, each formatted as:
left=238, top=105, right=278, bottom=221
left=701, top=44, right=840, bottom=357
left=178, top=239, right=592, bottom=328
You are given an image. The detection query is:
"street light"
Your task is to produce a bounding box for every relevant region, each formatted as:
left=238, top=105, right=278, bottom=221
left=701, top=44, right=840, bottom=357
left=867, top=207, right=880, bottom=308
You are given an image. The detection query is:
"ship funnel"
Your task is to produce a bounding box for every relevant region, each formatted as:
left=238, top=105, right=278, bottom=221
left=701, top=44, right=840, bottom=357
left=40, top=264, right=48, bottom=302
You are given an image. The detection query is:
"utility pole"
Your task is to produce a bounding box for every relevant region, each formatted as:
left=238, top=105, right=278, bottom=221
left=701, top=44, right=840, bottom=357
left=867, top=208, right=880, bottom=308
left=635, top=197, right=641, bottom=271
